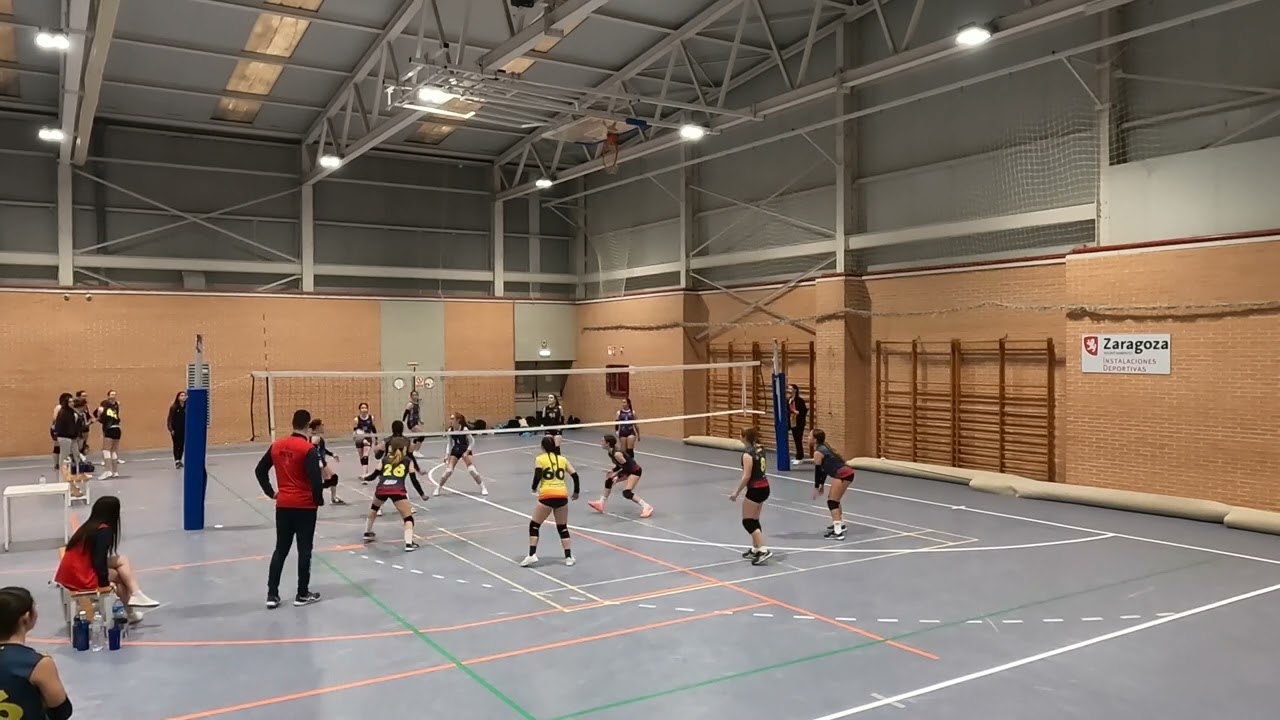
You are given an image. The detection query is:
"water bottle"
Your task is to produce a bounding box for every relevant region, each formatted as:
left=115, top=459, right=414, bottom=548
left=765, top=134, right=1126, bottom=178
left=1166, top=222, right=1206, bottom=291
left=89, top=612, right=105, bottom=652
left=38, top=475, right=47, bottom=485
left=111, top=601, right=128, bottom=633
left=72, top=611, right=89, bottom=651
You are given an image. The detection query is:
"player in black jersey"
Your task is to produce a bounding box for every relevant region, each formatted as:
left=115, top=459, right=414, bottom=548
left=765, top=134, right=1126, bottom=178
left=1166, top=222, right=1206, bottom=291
left=729, top=428, right=773, bottom=565
left=309, top=419, right=345, bottom=505
left=360, top=428, right=427, bottom=552
left=0, top=587, right=73, bottom=720
left=93, top=390, right=123, bottom=479
left=810, top=429, right=856, bottom=540
left=587, top=434, right=653, bottom=518
left=435, top=413, right=488, bottom=497
left=542, top=394, right=565, bottom=449
left=403, top=391, right=425, bottom=458
left=353, top=402, right=377, bottom=477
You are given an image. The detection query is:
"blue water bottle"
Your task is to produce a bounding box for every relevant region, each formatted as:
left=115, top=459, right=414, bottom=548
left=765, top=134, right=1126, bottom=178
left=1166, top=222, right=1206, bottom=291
left=109, top=601, right=127, bottom=650
left=72, top=611, right=90, bottom=651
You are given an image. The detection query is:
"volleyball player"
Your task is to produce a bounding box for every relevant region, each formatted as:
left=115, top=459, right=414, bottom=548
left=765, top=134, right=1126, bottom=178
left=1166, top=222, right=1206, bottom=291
left=810, top=429, right=856, bottom=540
left=309, top=419, right=345, bottom=505
left=94, top=390, right=123, bottom=479
left=615, top=398, right=638, bottom=459
left=588, top=433, right=652, bottom=518
left=729, top=428, right=773, bottom=565
left=522, top=436, right=580, bottom=567
left=353, top=402, right=377, bottom=479
left=403, top=390, right=425, bottom=458
left=362, top=433, right=427, bottom=552
left=435, top=413, right=487, bottom=497
left=543, top=393, right=565, bottom=450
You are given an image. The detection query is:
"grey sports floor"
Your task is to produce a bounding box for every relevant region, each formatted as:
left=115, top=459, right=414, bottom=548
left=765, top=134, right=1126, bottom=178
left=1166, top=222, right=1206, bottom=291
left=2, top=432, right=1279, bottom=719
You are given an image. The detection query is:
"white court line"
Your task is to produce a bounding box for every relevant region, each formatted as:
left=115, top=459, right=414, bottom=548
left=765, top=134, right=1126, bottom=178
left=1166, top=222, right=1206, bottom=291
left=806, top=581, right=1280, bottom=719
left=870, top=693, right=906, bottom=709
left=591, top=441, right=1280, bottom=568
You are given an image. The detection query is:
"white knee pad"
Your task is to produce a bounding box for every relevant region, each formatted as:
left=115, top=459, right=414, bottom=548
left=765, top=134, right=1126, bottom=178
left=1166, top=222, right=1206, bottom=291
left=468, top=466, right=481, bottom=479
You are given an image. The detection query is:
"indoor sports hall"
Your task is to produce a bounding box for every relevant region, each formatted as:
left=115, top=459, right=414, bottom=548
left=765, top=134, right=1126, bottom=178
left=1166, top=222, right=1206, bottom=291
left=0, top=1, right=1278, bottom=719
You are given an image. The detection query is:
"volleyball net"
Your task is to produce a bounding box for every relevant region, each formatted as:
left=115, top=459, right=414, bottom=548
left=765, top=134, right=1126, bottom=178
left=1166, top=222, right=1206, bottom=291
left=249, top=360, right=764, bottom=448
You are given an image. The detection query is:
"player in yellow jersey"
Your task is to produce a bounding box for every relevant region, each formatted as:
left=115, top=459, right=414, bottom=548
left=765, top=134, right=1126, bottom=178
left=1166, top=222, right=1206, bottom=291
left=522, top=436, right=580, bottom=567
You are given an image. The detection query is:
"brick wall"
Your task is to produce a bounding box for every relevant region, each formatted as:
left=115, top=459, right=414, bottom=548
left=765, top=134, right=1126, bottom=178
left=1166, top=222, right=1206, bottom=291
left=814, top=276, right=872, bottom=458
left=1064, top=242, right=1280, bottom=509
left=443, top=301, right=515, bottom=426
left=0, top=291, right=380, bottom=456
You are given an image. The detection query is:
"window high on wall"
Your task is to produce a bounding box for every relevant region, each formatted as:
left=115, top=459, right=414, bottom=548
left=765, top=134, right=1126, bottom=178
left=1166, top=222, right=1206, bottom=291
left=606, top=364, right=629, bottom=399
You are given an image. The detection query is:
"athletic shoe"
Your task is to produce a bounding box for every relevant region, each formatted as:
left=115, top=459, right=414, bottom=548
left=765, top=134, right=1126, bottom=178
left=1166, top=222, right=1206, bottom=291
left=405, top=542, right=420, bottom=552
left=98, top=471, right=112, bottom=480
left=480, top=485, right=489, bottom=496
left=565, top=556, right=576, bottom=567
left=128, top=609, right=144, bottom=624
left=116, top=458, right=126, bottom=464
left=432, top=486, right=442, bottom=497
left=175, top=461, right=183, bottom=469
left=519, top=554, right=538, bottom=567
left=332, top=497, right=347, bottom=505
left=742, top=549, right=757, bottom=559
left=129, top=593, right=160, bottom=608
left=639, top=504, right=653, bottom=519
left=294, top=592, right=321, bottom=606
left=363, top=532, right=376, bottom=543
left=266, top=596, right=281, bottom=609
left=587, top=500, right=604, bottom=513
left=751, top=550, right=773, bottom=566
left=823, top=528, right=846, bottom=540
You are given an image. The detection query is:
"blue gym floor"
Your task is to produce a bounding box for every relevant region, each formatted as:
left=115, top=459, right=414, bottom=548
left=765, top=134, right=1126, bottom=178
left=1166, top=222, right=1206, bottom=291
left=2, top=432, right=1280, bottom=719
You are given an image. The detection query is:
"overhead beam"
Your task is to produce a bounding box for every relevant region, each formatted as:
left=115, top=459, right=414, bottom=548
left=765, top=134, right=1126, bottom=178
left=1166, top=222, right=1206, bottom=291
left=302, top=110, right=426, bottom=185
left=479, top=0, right=612, bottom=72
left=303, top=0, right=423, bottom=147
left=496, top=0, right=748, bottom=166
left=72, top=0, right=120, bottom=166
left=59, top=0, right=92, bottom=165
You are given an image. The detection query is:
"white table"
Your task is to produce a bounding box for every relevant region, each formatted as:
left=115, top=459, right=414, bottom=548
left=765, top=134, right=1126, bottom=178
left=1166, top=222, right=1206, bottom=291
left=3, top=482, right=86, bottom=551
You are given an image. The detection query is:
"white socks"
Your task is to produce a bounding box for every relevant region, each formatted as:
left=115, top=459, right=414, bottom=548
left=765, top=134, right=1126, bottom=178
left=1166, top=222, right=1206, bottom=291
left=468, top=466, right=482, bottom=481
left=403, top=522, right=414, bottom=545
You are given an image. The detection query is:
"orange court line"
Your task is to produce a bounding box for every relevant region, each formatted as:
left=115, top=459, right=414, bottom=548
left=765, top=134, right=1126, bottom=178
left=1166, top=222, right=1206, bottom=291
left=166, top=600, right=769, bottom=720
left=28, top=581, right=719, bottom=648
left=577, top=533, right=940, bottom=661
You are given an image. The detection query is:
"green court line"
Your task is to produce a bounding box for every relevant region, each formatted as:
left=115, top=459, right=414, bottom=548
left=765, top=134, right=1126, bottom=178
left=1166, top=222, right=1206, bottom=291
left=207, top=470, right=537, bottom=720
left=549, top=555, right=1219, bottom=720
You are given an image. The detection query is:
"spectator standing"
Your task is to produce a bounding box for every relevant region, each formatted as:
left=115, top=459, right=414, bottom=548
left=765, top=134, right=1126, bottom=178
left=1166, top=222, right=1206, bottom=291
left=255, top=409, right=325, bottom=610
left=167, top=392, right=187, bottom=469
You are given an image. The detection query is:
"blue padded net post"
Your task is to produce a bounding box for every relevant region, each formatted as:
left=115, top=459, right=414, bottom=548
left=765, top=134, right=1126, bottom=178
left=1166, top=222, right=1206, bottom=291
left=770, top=341, right=791, bottom=472
left=182, top=388, right=208, bottom=531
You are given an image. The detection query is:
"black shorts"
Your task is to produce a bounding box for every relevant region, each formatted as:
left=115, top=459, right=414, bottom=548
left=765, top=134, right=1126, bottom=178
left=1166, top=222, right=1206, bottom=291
left=539, top=497, right=568, bottom=509
left=617, top=428, right=636, bottom=438
left=103, top=427, right=121, bottom=441
left=449, top=447, right=470, bottom=459
left=745, top=485, right=771, bottom=504
left=355, top=438, right=373, bottom=450
left=374, top=491, right=408, bottom=502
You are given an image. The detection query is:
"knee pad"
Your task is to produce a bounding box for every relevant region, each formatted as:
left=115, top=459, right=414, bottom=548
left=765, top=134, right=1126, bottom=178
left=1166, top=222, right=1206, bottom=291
left=742, top=518, right=761, bottom=534
left=370, top=502, right=382, bottom=512
left=826, top=499, right=840, bottom=511
left=404, top=515, right=415, bottom=526
left=468, top=466, right=481, bottom=478
left=625, top=449, right=636, bottom=460
left=360, top=456, right=369, bottom=467
left=622, top=489, right=635, bottom=500
left=604, top=477, right=614, bottom=490
left=556, top=524, right=570, bottom=539
left=528, top=521, right=541, bottom=537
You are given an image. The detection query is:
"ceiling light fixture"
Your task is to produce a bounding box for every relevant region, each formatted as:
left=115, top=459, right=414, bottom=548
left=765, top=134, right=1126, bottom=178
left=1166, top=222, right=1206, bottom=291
left=679, top=124, right=708, bottom=141
left=535, top=177, right=554, bottom=189
left=318, top=153, right=342, bottom=169
left=38, top=127, right=66, bottom=143
left=401, top=102, right=477, bottom=120
left=955, top=23, right=993, bottom=47
left=416, top=86, right=459, bottom=105
left=35, top=31, right=71, bottom=51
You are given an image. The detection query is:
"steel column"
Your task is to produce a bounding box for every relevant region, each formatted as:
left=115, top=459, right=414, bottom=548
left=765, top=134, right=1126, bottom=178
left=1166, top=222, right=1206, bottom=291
left=300, top=184, right=315, bottom=292
left=56, top=161, right=73, bottom=287
left=833, top=22, right=858, bottom=273
left=493, top=166, right=505, bottom=297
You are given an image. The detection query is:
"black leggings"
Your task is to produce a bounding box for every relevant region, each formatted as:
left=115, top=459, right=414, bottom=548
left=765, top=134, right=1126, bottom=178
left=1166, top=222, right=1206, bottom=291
left=267, top=508, right=317, bottom=598
left=172, top=430, right=185, bottom=462
left=791, top=424, right=805, bottom=460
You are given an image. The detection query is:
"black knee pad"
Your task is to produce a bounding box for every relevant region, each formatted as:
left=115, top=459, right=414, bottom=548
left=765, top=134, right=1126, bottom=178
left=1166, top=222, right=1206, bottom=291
left=528, top=521, right=541, bottom=536
left=827, top=499, right=840, bottom=511
left=404, top=515, right=414, bottom=526
left=742, top=518, right=761, bottom=534
left=625, top=449, right=635, bottom=460
left=622, top=489, right=634, bottom=500
left=604, top=477, right=613, bottom=490
left=323, top=474, right=339, bottom=488
left=556, top=524, right=570, bottom=539
left=360, top=456, right=369, bottom=467
left=370, top=502, right=382, bottom=512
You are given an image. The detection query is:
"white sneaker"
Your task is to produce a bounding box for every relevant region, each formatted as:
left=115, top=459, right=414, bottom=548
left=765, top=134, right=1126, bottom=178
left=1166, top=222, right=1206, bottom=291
left=115, top=458, right=126, bottom=465
left=128, top=609, right=144, bottom=624
left=432, top=486, right=441, bottom=497
left=98, top=471, right=112, bottom=480
left=129, top=592, right=160, bottom=608
left=480, top=485, right=489, bottom=496
left=565, top=556, right=576, bottom=567
left=519, top=554, right=538, bottom=567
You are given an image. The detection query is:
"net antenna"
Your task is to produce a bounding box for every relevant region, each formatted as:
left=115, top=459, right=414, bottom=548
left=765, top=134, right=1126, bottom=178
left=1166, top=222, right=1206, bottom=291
left=250, top=361, right=762, bottom=443
left=769, top=339, right=792, bottom=472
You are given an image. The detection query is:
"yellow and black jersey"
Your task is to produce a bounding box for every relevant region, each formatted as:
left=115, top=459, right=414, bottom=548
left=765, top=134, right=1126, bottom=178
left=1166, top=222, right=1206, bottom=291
left=532, top=451, right=578, bottom=499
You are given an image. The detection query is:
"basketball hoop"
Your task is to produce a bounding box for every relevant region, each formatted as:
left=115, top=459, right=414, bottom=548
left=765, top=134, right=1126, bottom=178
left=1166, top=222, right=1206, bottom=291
left=602, top=128, right=621, bottom=174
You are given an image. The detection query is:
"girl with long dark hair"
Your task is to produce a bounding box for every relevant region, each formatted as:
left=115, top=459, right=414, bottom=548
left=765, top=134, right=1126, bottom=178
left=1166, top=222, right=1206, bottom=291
left=0, top=586, right=73, bottom=720
left=167, top=391, right=186, bottom=469
left=54, top=496, right=159, bottom=622
left=730, top=428, right=773, bottom=565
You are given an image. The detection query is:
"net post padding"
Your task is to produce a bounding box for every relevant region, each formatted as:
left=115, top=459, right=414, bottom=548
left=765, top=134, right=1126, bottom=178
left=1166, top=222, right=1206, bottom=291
left=770, top=340, right=791, bottom=472
left=250, top=361, right=762, bottom=442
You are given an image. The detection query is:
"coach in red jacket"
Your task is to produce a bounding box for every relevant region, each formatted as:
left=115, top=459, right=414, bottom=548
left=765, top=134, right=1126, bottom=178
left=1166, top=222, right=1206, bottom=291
left=255, top=408, right=325, bottom=609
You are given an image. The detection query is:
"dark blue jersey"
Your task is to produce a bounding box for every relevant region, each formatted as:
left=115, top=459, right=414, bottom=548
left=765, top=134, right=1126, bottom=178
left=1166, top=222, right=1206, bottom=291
left=0, top=643, right=45, bottom=720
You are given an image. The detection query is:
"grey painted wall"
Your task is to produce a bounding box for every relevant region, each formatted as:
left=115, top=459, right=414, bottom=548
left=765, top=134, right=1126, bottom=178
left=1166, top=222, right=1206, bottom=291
left=513, top=302, right=577, bottom=362
left=379, top=300, right=446, bottom=432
